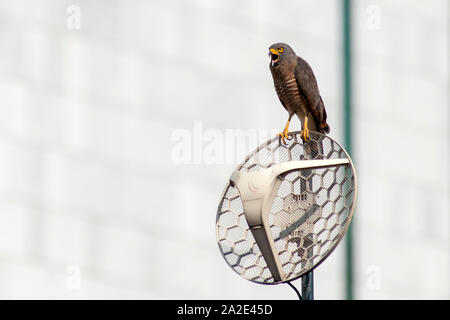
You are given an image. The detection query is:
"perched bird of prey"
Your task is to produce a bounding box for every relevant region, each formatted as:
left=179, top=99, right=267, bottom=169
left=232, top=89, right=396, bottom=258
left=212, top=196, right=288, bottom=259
left=269, top=43, right=330, bottom=143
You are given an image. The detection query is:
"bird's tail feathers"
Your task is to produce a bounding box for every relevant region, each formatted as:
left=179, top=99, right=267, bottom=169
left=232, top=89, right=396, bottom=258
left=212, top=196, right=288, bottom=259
left=320, top=121, right=330, bottom=134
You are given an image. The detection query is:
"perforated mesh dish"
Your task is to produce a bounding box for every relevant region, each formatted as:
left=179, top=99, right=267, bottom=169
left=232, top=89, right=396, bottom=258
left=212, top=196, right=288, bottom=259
left=216, top=131, right=357, bottom=284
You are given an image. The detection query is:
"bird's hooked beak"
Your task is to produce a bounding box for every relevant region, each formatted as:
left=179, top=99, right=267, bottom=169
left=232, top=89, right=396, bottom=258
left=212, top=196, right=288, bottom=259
left=269, top=48, right=279, bottom=66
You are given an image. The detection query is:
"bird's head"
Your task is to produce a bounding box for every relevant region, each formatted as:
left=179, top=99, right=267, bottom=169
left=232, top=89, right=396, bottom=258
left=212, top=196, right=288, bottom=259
left=268, top=43, right=296, bottom=67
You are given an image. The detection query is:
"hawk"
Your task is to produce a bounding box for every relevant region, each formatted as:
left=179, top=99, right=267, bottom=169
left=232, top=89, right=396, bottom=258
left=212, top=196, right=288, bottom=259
left=269, top=43, right=330, bottom=143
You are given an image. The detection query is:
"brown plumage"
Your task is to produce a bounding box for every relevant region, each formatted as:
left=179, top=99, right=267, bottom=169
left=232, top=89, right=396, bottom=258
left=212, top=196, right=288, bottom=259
left=269, top=43, right=329, bottom=143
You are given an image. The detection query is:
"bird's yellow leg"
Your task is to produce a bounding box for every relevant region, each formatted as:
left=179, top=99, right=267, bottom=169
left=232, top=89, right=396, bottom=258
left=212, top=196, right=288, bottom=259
left=300, top=116, right=310, bottom=142
left=278, top=119, right=291, bottom=144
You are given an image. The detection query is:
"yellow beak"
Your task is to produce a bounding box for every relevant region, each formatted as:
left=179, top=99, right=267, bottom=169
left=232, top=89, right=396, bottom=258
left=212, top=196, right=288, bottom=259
left=269, top=48, right=279, bottom=65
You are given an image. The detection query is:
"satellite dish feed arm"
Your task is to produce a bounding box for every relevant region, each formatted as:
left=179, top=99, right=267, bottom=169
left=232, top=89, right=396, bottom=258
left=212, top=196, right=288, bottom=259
left=230, top=158, right=349, bottom=282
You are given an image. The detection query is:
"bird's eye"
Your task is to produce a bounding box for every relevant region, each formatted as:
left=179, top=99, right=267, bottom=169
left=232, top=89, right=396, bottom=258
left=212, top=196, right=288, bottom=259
left=278, top=47, right=284, bottom=53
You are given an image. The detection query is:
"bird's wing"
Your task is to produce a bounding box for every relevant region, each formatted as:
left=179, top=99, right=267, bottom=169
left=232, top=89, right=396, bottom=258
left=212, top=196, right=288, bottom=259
left=294, top=56, right=329, bottom=133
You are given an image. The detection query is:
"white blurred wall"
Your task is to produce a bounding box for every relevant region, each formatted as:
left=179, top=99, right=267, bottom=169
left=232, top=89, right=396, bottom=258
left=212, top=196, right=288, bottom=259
left=0, top=0, right=447, bottom=299
left=353, top=0, right=449, bottom=299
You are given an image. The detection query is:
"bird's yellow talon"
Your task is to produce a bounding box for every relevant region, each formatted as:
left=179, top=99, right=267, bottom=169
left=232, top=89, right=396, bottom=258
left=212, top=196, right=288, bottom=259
left=300, top=127, right=309, bottom=142
left=300, top=116, right=310, bottom=142
left=278, top=119, right=291, bottom=144
left=278, top=129, right=290, bottom=144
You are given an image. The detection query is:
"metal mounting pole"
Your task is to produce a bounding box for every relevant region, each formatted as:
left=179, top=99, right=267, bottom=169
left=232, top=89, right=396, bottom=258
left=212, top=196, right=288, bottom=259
left=301, top=270, right=314, bottom=300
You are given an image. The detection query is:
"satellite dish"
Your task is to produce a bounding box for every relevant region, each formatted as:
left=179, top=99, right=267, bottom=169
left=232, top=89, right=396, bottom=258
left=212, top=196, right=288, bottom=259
left=216, top=131, right=357, bottom=288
